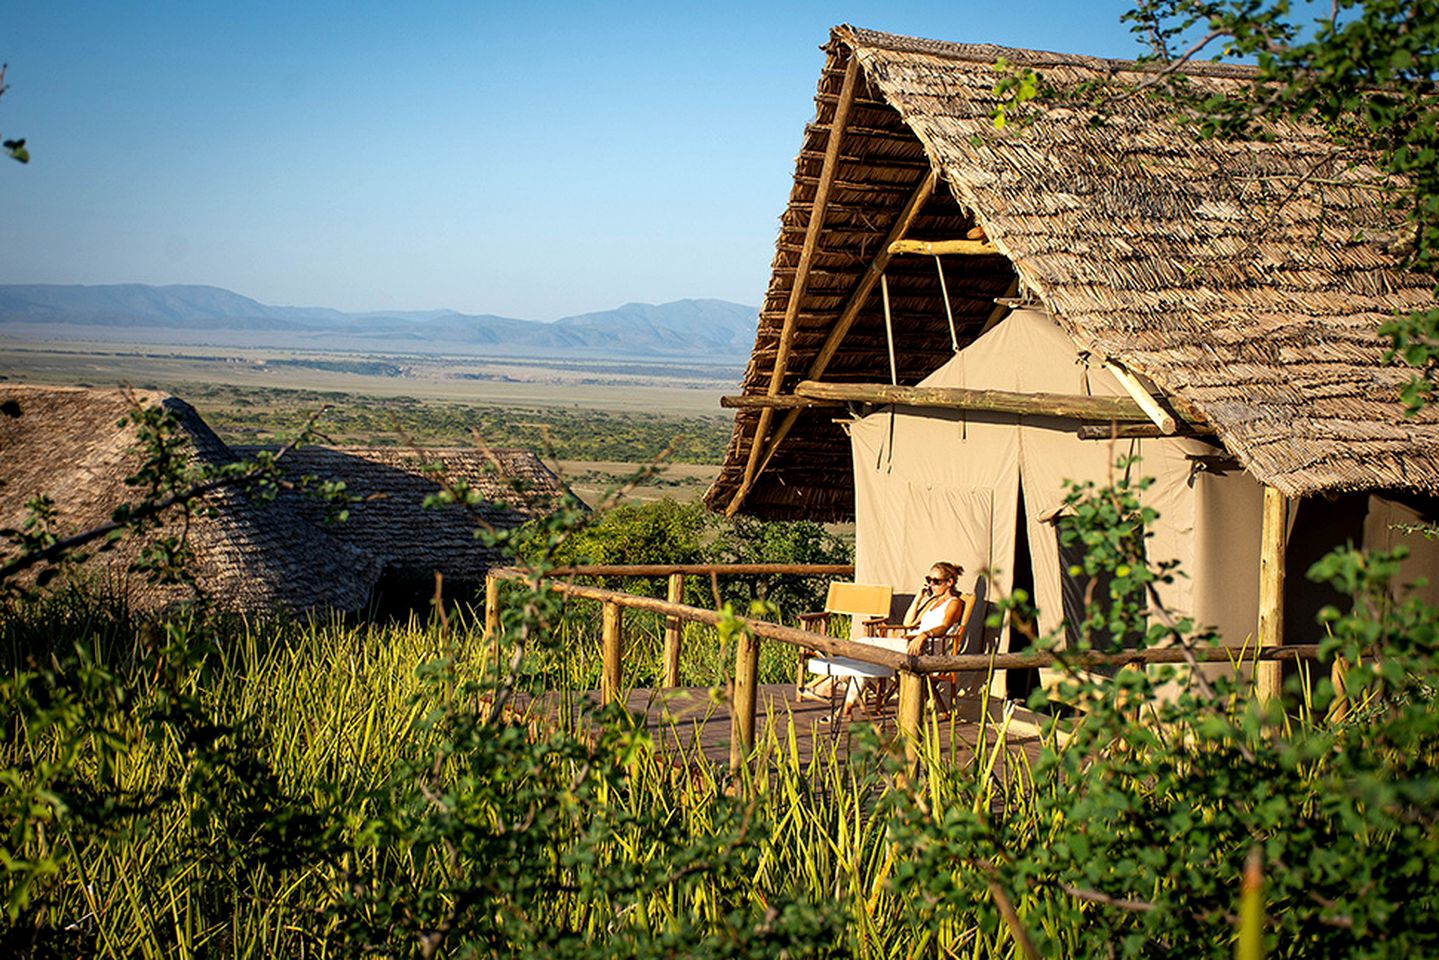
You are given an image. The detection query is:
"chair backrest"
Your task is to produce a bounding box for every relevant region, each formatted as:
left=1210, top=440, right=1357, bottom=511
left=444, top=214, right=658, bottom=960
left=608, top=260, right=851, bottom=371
left=825, top=582, right=893, bottom=618
left=946, top=593, right=978, bottom=646
left=960, top=576, right=990, bottom=652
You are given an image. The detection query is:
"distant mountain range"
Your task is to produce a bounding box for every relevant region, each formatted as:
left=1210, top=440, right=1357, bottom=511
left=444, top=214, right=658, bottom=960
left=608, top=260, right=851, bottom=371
left=0, top=284, right=759, bottom=361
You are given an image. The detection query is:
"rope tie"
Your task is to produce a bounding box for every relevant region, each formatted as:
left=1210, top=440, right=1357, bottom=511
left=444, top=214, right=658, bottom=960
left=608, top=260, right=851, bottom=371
left=881, top=272, right=898, bottom=469
left=881, top=273, right=898, bottom=386
left=935, top=255, right=959, bottom=353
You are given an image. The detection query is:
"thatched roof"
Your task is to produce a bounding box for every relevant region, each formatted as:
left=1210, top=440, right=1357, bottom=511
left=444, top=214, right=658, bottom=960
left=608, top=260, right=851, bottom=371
left=2, top=386, right=570, bottom=613
left=0, top=384, right=379, bottom=612
left=707, top=26, right=1439, bottom=521
left=233, top=445, right=572, bottom=583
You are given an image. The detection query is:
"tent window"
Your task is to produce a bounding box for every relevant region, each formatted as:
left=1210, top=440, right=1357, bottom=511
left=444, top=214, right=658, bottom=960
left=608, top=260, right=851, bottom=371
left=1058, top=539, right=1146, bottom=650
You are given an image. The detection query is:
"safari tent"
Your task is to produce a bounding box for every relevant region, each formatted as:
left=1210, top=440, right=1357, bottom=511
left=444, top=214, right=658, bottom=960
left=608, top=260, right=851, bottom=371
left=706, top=27, right=1439, bottom=684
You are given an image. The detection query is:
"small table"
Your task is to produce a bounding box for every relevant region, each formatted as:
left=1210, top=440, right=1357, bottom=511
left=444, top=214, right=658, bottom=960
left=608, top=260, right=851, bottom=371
left=806, top=635, right=907, bottom=728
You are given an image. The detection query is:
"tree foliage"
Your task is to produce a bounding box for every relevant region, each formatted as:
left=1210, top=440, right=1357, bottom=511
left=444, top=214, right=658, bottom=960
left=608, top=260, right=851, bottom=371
left=0, top=63, right=27, bottom=164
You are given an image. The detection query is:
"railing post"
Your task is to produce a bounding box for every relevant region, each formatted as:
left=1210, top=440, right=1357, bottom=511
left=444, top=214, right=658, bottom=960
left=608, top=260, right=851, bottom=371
left=601, top=601, right=624, bottom=705
left=663, top=572, right=684, bottom=688
left=730, top=628, right=760, bottom=772
left=896, top=669, right=925, bottom=782
left=484, top=572, right=501, bottom=674
left=1257, top=485, right=1288, bottom=704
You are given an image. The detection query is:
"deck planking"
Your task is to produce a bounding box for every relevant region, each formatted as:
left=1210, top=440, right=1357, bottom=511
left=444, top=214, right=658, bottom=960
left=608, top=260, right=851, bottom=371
left=525, top=683, right=1048, bottom=773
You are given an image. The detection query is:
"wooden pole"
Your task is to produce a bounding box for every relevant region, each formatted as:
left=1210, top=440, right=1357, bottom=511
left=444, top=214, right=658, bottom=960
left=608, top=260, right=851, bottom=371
left=1104, top=361, right=1178, bottom=435
left=1077, top=422, right=1216, bottom=440
left=548, top=562, right=853, bottom=577
left=484, top=571, right=500, bottom=640
left=896, top=670, right=925, bottom=781
left=720, top=394, right=841, bottom=410
left=484, top=571, right=501, bottom=681
left=888, top=238, right=1000, bottom=256
left=730, top=170, right=939, bottom=511
left=663, top=573, right=684, bottom=688
left=730, top=626, right=761, bottom=772
left=1257, top=485, right=1288, bottom=703
left=728, top=55, right=860, bottom=517
left=794, top=380, right=1157, bottom=422
left=601, top=600, right=624, bottom=705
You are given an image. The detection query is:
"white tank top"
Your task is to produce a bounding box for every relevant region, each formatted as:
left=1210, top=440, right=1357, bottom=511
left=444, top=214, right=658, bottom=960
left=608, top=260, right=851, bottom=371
left=912, top=595, right=959, bottom=635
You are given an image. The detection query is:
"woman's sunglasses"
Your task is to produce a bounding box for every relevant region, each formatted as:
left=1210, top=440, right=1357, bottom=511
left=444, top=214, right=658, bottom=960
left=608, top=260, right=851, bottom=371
left=924, top=576, right=950, bottom=585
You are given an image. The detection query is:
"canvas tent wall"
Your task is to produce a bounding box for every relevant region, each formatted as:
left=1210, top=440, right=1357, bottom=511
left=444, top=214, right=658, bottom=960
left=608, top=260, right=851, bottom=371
left=848, top=308, right=1439, bottom=691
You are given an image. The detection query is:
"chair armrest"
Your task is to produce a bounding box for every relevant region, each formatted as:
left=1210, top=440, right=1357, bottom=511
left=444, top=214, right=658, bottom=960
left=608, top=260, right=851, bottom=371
left=863, top=619, right=911, bottom=637
left=795, top=611, right=830, bottom=632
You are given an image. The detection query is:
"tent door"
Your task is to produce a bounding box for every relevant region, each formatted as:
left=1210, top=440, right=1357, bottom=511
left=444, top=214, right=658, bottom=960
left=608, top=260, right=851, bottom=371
left=1007, top=477, right=1040, bottom=702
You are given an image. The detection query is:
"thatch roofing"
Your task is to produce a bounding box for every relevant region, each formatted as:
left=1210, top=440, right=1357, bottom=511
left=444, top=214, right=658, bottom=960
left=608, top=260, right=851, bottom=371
left=707, top=26, right=1439, bottom=521
left=0, top=384, right=380, bottom=612
left=232, top=445, right=572, bottom=583
left=2, top=385, right=571, bottom=613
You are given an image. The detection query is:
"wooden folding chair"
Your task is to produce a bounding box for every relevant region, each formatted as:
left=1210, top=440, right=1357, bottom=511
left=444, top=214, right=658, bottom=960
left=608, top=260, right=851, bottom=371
left=867, top=592, right=978, bottom=714
left=795, top=582, right=893, bottom=701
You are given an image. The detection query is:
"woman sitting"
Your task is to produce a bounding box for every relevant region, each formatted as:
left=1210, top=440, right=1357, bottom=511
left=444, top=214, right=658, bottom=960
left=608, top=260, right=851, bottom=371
left=840, top=561, right=967, bottom=719
left=901, top=561, right=967, bottom=656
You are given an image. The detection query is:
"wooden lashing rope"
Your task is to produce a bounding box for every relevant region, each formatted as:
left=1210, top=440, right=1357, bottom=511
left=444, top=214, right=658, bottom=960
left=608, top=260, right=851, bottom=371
left=935, top=255, right=960, bottom=353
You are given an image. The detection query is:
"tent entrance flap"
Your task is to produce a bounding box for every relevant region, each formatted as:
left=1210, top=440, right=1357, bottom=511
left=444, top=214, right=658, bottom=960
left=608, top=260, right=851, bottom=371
left=1007, top=481, right=1039, bottom=702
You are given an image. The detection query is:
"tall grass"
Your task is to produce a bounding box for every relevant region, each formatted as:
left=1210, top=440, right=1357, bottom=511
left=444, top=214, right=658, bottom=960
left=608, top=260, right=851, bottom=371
left=1, top=592, right=1037, bottom=957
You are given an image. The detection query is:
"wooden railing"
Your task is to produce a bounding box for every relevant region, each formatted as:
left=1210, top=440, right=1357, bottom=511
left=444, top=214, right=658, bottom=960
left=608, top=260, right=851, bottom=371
left=484, top=564, right=1333, bottom=773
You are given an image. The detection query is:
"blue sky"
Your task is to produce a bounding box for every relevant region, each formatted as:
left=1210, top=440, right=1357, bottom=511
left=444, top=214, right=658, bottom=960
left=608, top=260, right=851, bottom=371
left=2, top=1, right=1141, bottom=320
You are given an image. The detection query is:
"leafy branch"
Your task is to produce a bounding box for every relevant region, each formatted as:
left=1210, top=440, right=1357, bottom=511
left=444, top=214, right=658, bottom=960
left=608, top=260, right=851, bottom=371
left=0, top=63, right=28, bottom=163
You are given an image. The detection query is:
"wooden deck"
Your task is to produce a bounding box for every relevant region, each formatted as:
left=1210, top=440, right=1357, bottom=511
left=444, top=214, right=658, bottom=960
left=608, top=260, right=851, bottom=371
left=528, top=683, right=1049, bottom=772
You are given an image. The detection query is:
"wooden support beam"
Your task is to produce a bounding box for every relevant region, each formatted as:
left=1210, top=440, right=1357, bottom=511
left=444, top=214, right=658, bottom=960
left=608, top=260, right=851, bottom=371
left=727, top=168, right=939, bottom=515
left=794, top=380, right=1157, bottom=422
left=1105, top=361, right=1178, bottom=435
left=728, top=55, right=861, bottom=518
left=730, top=627, right=761, bottom=772
left=1257, top=485, right=1288, bottom=704
left=720, top=394, right=841, bottom=410
left=549, top=562, right=853, bottom=577
left=803, top=170, right=938, bottom=383
left=889, top=238, right=1001, bottom=256
left=601, top=601, right=624, bottom=705
left=922, top=641, right=1328, bottom=674
left=662, top=573, right=684, bottom=689
left=1077, top=423, right=1216, bottom=440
